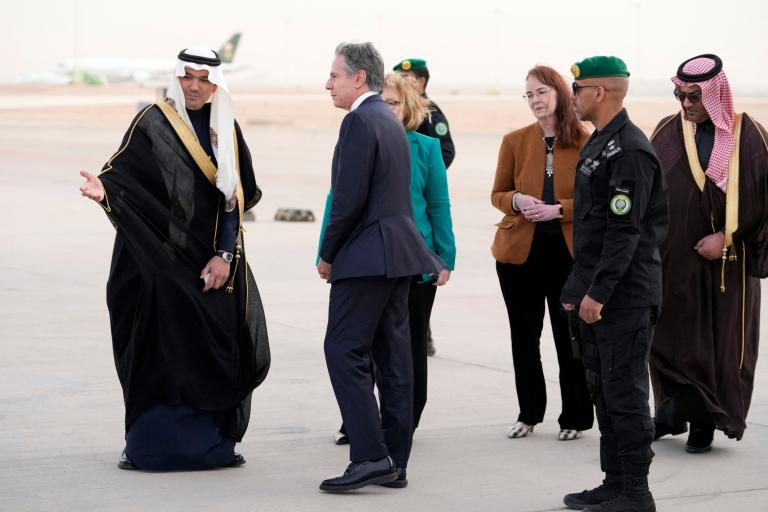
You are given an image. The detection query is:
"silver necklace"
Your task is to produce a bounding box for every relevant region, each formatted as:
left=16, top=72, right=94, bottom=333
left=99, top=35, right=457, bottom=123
left=544, top=136, right=557, bottom=178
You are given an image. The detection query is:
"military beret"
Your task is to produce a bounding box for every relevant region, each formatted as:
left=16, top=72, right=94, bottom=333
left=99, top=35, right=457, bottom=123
left=571, top=56, right=630, bottom=80
left=393, top=58, right=427, bottom=72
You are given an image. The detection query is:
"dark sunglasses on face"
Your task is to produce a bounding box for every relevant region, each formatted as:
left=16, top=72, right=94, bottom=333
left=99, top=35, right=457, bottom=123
left=675, top=90, right=701, bottom=103
left=571, top=82, right=603, bottom=94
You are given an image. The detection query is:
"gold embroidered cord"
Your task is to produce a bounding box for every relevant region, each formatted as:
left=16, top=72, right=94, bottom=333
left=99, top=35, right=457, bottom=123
left=720, top=248, right=727, bottom=293
left=101, top=104, right=155, bottom=175
left=649, top=114, right=677, bottom=142
left=225, top=244, right=241, bottom=295
left=740, top=242, right=746, bottom=369
left=98, top=190, right=112, bottom=213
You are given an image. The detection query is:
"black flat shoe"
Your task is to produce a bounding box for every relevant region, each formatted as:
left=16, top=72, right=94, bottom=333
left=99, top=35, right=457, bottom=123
left=378, top=467, right=407, bottom=488
left=117, top=451, right=137, bottom=470
left=319, top=456, right=397, bottom=492
left=426, top=337, right=436, bottom=357
left=225, top=453, right=246, bottom=467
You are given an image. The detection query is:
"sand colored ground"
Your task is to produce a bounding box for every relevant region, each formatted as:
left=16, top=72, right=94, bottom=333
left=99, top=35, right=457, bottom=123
left=1, top=85, right=767, bottom=511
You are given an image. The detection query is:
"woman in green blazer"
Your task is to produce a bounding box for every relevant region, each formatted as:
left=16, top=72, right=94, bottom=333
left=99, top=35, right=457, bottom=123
left=319, top=72, right=455, bottom=443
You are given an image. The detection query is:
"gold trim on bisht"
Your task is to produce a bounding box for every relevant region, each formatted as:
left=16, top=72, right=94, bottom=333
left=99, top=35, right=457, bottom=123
left=97, top=104, right=156, bottom=213
left=680, top=112, right=743, bottom=292
left=156, top=100, right=219, bottom=185
left=156, top=99, right=247, bottom=295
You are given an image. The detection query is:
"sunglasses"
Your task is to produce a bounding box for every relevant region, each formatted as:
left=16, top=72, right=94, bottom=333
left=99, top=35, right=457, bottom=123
left=571, top=83, right=606, bottom=94
left=674, top=91, right=701, bottom=104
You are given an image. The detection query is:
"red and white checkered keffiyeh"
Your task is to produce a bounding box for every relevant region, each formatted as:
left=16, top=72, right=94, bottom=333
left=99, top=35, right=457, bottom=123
left=672, top=57, right=735, bottom=188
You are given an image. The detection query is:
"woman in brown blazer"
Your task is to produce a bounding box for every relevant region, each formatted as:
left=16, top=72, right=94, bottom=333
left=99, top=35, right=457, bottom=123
left=492, top=65, right=593, bottom=441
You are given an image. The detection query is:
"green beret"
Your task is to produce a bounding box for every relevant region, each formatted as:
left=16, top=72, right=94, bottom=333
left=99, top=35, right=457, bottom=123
left=393, top=58, right=427, bottom=72
left=571, top=56, right=630, bottom=80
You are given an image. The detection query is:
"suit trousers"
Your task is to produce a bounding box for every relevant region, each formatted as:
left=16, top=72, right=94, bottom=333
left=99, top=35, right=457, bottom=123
left=496, top=232, right=594, bottom=429
left=324, top=275, right=413, bottom=468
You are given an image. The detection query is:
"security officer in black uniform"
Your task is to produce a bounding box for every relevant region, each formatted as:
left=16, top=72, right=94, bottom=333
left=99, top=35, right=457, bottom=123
left=393, top=58, right=455, bottom=169
left=560, top=56, right=668, bottom=512
left=394, top=57, right=455, bottom=358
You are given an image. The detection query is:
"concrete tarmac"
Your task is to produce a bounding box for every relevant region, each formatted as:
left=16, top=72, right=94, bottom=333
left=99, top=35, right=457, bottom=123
left=1, top=90, right=767, bottom=511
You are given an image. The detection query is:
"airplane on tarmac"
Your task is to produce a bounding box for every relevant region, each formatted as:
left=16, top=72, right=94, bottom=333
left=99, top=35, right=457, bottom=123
left=22, top=33, right=243, bottom=86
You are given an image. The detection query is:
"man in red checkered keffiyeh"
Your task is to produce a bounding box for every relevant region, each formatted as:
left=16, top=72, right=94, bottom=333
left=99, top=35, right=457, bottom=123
left=671, top=54, right=734, bottom=190
left=649, top=54, right=768, bottom=456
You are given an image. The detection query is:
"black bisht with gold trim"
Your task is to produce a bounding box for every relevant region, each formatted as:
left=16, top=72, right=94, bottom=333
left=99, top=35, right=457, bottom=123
left=97, top=102, right=269, bottom=441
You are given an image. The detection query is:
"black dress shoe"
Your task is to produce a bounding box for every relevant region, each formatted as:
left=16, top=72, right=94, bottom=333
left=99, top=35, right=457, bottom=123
left=319, top=456, right=397, bottom=492
left=117, top=451, right=137, bottom=470
left=653, top=419, right=687, bottom=440
left=686, top=425, right=714, bottom=453
left=378, top=467, right=407, bottom=488
left=225, top=453, right=246, bottom=467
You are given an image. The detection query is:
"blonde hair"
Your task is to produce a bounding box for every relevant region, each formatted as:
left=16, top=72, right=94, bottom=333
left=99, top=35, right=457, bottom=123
left=383, top=72, right=431, bottom=131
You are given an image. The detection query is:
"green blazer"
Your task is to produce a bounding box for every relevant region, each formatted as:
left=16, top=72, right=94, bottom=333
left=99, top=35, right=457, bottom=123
left=318, top=131, right=455, bottom=270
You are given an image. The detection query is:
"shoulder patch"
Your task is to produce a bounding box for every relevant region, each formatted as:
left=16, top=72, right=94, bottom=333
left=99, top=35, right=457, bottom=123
left=434, top=122, right=448, bottom=136
left=610, top=194, right=632, bottom=215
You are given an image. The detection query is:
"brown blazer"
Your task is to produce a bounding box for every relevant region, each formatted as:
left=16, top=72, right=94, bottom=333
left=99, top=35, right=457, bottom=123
left=491, top=122, right=588, bottom=264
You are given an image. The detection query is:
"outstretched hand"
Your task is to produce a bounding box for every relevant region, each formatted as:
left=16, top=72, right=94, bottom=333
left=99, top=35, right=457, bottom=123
left=79, top=170, right=105, bottom=202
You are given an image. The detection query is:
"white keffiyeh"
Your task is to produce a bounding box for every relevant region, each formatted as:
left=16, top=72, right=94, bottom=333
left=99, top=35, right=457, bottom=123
left=167, top=46, right=238, bottom=210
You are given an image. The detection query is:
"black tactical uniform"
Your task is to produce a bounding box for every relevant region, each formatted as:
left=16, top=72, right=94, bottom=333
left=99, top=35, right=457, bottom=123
left=418, top=96, right=455, bottom=169
left=561, top=108, right=668, bottom=484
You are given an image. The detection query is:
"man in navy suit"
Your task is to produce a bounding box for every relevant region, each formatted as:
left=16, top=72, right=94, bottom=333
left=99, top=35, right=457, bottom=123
left=317, top=42, right=445, bottom=492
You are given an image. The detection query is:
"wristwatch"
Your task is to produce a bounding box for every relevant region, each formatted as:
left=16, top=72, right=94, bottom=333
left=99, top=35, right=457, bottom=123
left=216, top=250, right=234, bottom=263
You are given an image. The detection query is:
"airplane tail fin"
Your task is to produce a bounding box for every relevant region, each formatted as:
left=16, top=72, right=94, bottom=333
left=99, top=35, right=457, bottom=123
left=218, top=33, right=241, bottom=64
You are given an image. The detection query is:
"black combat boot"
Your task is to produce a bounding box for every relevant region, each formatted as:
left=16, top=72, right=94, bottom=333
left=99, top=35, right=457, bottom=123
left=583, top=475, right=655, bottom=512
left=563, top=474, right=622, bottom=510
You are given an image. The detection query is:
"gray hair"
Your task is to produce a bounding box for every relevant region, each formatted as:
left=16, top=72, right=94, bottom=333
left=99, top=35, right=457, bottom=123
left=334, top=42, right=384, bottom=93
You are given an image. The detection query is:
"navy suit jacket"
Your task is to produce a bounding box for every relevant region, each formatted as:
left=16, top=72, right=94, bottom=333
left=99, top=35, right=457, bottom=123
left=320, top=94, right=445, bottom=282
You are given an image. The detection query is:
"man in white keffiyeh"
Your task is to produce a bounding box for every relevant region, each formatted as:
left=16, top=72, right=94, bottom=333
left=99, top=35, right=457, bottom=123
left=168, top=46, right=239, bottom=211
left=78, top=44, right=268, bottom=472
left=649, top=54, right=768, bottom=456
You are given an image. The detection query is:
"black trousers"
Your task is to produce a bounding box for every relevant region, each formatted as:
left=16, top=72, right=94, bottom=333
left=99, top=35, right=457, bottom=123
left=496, top=232, right=594, bottom=429
left=324, top=276, right=413, bottom=469
left=580, top=307, right=656, bottom=477
left=408, top=277, right=437, bottom=429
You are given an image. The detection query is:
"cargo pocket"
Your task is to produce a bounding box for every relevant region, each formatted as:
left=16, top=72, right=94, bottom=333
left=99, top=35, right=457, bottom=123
left=631, top=321, right=652, bottom=374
